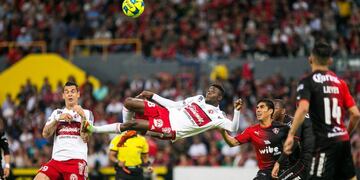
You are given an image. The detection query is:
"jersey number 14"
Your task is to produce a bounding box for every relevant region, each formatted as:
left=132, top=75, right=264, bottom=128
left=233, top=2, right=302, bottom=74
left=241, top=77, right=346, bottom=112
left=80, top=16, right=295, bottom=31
left=324, top=97, right=341, bottom=125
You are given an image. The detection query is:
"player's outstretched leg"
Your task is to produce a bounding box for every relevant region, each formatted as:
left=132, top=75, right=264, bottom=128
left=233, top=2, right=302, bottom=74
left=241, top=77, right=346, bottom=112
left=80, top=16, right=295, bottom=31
left=81, top=118, right=150, bottom=134
left=82, top=120, right=121, bottom=133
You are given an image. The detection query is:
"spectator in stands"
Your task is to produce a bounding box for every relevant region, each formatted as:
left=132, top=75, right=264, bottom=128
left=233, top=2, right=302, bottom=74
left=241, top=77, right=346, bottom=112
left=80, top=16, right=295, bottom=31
left=0, top=1, right=359, bottom=61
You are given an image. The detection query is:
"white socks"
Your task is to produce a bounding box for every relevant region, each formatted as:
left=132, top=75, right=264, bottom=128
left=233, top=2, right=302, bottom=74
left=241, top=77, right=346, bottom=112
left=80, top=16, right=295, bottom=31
left=93, top=123, right=121, bottom=133
left=122, top=107, right=134, bottom=123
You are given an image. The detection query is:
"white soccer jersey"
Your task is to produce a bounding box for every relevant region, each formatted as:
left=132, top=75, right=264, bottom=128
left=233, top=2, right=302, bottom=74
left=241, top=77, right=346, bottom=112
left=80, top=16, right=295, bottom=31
left=46, top=107, right=94, bottom=161
left=152, top=94, right=240, bottom=141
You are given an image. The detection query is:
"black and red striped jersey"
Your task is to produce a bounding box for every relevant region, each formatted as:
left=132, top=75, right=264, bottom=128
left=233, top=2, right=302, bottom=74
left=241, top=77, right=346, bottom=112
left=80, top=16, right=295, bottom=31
left=296, top=70, right=356, bottom=148
left=235, top=121, right=289, bottom=170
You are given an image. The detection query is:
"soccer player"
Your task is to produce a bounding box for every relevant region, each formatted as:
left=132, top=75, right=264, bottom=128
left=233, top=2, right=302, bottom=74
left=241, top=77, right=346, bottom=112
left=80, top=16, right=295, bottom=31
left=220, top=99, right=289, bottom=180
left=271, top=99, right=314, bottom=180
left=34, top=81, right=94, bottom=180
left=83, top=84, right=242, bottom=141
left=283, top=42, right=360, bottom=180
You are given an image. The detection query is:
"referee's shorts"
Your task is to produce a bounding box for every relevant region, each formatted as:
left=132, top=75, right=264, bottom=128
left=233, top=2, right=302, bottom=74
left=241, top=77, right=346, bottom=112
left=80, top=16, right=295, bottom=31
left=115, top=165, right=144, bottom=180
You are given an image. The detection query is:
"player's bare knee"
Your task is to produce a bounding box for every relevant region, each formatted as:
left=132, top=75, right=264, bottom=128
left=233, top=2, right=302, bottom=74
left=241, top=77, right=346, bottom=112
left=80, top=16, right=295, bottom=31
left=34, top=172, right=51, bottom=180
left=124, top=97, right=137, bottom=110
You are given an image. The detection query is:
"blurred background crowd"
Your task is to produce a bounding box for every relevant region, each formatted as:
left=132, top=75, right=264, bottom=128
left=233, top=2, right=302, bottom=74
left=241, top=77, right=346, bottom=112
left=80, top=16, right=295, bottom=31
left=1, top=0, right=360, bottom=66
left=1, top=64, right=360, bottom=173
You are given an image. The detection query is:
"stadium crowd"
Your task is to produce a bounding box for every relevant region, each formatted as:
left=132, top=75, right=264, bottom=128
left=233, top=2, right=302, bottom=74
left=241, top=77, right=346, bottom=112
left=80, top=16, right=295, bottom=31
left=1, top=64, right=360, bottom=176
left=1, top=0, right=360, bottom=65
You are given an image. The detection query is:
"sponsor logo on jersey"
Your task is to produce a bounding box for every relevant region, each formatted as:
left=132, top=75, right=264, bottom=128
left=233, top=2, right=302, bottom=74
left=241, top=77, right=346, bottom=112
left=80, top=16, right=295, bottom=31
left=272, top=128, right=279, bottom=134
left=153, top=119, right=164, bottom=128
left=56, top=122, right=81, bottom=136
left=184, top=103, right=212, bottom=127
left=328, top=126, right=347, bottom=138
left=259, top=146, right=280, bottom=155
left=312, top=73, right=340, bottom=84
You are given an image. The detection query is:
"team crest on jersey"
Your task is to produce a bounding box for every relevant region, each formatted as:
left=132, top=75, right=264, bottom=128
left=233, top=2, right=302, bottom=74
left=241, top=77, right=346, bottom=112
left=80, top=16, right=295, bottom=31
left=297, top=84, right=304, bottom=92
left=57, top=110, right=63, bottom=114
left=41, top=166, right=48, bottom=171
left=272, top=128, right=279, bottom=134
left=154, top=119, right=164, bottom=128
left=70, top=174, right=78, bottom=180
left=198, top=96, right=203, bottom=102
left=208, top=109, right=214, bottom=114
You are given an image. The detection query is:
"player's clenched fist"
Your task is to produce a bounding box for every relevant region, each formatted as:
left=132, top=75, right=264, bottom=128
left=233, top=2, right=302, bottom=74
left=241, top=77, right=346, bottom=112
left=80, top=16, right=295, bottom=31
left=73, top=105, right=85, bottom=118
left=59, top=113, right=73, bottom=123
left=234, top=99, right=243, bottom=111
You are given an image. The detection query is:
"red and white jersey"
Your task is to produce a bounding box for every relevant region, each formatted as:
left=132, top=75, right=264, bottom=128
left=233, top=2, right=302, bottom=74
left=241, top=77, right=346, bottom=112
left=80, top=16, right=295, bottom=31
left=152, top=94, right=240, bottom=140
left=46, top=107, right=94, bottom=161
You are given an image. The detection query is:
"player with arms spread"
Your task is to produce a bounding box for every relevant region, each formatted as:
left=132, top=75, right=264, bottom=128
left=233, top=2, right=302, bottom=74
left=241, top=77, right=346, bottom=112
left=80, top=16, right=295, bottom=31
left=284, top=42, right=360, bottom=180
left=83, top=84, right=242, bottom=141
left=220, top=99, right=290, bottom=180
left=34, top=81, right=94, bottom=180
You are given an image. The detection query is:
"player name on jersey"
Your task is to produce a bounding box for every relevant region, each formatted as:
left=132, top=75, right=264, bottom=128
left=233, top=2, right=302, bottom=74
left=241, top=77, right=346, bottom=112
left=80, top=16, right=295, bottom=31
left=323, top=86, right=339, bottom=94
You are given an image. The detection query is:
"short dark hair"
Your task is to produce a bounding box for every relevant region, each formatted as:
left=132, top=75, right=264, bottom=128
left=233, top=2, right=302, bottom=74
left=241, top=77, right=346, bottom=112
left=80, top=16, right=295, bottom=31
left=63, top=81, right=78, bottom=91
left=312, top=42, right=332, bottom=65
left=210, top=83, right=225, bottom=97
left=273, top=99, right=285, bottom=109
left=257, top=98, right=275, bottom=117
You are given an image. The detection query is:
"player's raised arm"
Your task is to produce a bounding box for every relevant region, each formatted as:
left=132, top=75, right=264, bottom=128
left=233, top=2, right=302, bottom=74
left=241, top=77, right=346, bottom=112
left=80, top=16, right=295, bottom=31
left=150, top=92, right=185, bottom=108
left=219, top=129, right=240, bottom=147
left=220, top=99, right=242, bottom=132
left=42, top=111, right=72, bottom=138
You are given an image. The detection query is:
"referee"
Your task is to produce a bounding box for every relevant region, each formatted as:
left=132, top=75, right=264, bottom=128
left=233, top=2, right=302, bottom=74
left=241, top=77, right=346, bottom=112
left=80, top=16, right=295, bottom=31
left=109, top=130, right=152, bottom=180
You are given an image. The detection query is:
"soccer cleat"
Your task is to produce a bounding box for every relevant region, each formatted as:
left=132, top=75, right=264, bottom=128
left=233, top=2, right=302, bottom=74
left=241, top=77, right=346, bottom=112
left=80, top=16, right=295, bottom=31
left=81, top=119, right=94, bottom=133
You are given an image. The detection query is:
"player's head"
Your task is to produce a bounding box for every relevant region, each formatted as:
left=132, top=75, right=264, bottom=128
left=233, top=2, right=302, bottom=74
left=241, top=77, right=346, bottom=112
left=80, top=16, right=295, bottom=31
left=272, top=99, right=286, bottom=122
left=63, top=81, right=80, bottom=107
left=256, top=98, right=274, bottom=122
left=309, top=42, right=333, bottom=67
left=205, top=83, right=225, bottom=106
